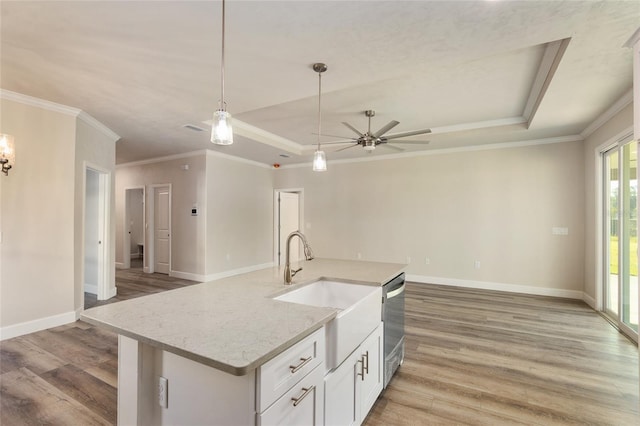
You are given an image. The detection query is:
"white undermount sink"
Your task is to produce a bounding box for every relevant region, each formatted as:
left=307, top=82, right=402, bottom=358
left=275, top=280, right=381, bottom=370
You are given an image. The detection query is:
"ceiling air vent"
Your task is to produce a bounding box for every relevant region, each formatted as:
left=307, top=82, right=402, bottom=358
left=183, top=124, right=205, bottom=132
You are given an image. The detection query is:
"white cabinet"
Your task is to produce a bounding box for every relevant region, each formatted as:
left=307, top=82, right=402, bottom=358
left=324, top=323, right=383, bottom=426
left=257, top=327, right=325, bottom=411
left=257, top=327, right=325, bottom=425
left=258, top=364, right=324, bottom=426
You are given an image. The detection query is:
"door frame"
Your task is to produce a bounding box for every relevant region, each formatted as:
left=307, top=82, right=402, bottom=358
left=123, top=186, right=145, bottom=270
left=273, top=188, right=304, bottom=266
left=82, top=162, right=112, bottom=302
left=597, top=127, right=637, bottom=341
left=147, top=184, right=172, bottom=274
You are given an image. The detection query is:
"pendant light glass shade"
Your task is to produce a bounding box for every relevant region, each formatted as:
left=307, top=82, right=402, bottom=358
left=211, top=0, right=233, bottom=145
left=313, top=150, right=327, bottom=172
left=312, top=63, right=328, bottom=172
left=211, top=109, right=233, bottom=145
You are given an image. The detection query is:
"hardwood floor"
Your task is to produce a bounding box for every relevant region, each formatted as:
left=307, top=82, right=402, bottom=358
left=365, top=284, right=639, bottom=425
left=1, top=269, right=197, bottom=425
left=1, top=278, right=638, bottom=425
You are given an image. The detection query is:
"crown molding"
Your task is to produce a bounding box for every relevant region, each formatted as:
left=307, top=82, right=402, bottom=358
left=0, top=88, right=80, bottom=116
left=580, top=89, right=633, bottom=139
left=206, top=149, right=272, bottom=169
left=279, top=135, right=583, bottom=170
left=624, top=26, right=640, bottom=48
left=116, top=150, right=209, bottom=169
left=117, top=149, right=271, bottom=170
left=1, top=89, right=120, bottom=142
left=77, top=111, right=120, bottom=143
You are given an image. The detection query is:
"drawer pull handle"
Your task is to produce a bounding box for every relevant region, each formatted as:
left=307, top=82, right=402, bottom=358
left=363, top=350, right=369, bottom=375
left=289, top=356, right=312, bottom=373
left=291, top=386, right=315, bottom=407
left=357, top=357, right=365, bottom=381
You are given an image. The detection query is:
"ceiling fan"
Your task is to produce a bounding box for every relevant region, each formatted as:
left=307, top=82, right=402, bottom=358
left=319, top=110, right=432, bottom=152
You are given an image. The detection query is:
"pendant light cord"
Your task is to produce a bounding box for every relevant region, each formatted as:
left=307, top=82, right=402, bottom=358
left=317, top=70, right=322, bottom=151
left=220, top=0, right=226, bottom=109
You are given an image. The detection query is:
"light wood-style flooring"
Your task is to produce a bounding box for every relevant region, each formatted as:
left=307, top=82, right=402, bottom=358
left=1, top=273, right=638, bottom=425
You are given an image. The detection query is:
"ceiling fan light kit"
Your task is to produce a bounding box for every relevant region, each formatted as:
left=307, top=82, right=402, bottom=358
left=211, top=0, right=234, bottom=146
left=312, top=62, right=328, bottom=172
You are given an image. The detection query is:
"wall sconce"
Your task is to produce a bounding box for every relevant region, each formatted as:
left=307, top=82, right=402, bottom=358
left=0, top=134, right=15, bottom=176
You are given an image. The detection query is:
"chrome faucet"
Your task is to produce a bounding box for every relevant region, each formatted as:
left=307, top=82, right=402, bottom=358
left=284, top=231, right=314, bottom=284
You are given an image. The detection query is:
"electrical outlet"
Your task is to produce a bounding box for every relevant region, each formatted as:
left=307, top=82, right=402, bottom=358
left=357, top=252, right=362, bottom=260
left=158, top=376, right=168, bottom=408
left=474, top=260, right=481, bottom=269
left=406, top=256, right=411, bottom=264
left=425, top=257, right=430, bottom=265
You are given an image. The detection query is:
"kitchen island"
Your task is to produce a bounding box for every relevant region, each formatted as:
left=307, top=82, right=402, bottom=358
left=81, top=258, right=405, bottom=425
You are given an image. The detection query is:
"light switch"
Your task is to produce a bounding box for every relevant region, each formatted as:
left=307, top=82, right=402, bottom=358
left=552, top=227, right=569, bottom=236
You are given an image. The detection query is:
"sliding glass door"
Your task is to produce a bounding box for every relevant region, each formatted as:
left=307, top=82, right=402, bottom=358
left=603, top=139, right=638, bottom=340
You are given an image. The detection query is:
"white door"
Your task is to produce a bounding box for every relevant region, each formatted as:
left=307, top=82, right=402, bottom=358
left=278, top=192, right=300, bottom=265
left=84, top=166, right=110, bottom=301
left=84, top=169, right=100, bottom=295
left=154, top=186, right=170, bottom=274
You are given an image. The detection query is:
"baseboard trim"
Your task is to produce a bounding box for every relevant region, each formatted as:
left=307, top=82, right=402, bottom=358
left=406, top=274, right=583, bottom=300
left=115, top=262, right=126, bottom=269
left=205, top=262, right=275, bottom=282
left=1, top=310, right=78, bottom=341
left=170, top=262, right=275, bottom=283
left=84, top=284, right=98, bottom=295
left=582, top=292, right=597, bottom=309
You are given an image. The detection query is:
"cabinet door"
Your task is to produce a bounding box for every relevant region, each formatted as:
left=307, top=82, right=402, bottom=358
left=258, top=364, right=324, bottom=426
left=358, top=323, right=383, bottom=421
left=324, top=351, right=359, bottom=426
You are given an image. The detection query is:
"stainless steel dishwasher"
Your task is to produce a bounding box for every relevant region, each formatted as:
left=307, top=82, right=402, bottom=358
left=382, top=273, right=405, bottom=388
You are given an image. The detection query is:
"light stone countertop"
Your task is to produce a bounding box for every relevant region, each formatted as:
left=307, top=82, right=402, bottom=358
left=80, top=258, right=406, bottom=376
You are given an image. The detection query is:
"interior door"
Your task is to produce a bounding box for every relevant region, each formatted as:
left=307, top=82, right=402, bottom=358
left=154, top=186, right=170, bottom=274
left=278, top=192, right=300, bottom=265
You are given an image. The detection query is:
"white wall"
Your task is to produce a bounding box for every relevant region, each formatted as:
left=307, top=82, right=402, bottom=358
left=1, top=98, right=78, bottom=334
left=116, top=153, right=207, bottom=278
left=115, top=151, right=274, bottom=281
left=583, top=103, right=635, bottom=305
left=205, top=152, right=274, bottom=277
left=275, top=140, right=586, bottom=297
left=75, top=116, right=118, bottom=304
left=0, top=93, right=117, bottom=339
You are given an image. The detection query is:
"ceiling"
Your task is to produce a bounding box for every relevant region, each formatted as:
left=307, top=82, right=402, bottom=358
left=1, top=1, right=638, bottom=167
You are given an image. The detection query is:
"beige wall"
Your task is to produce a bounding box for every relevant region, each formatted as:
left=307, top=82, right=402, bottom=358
left=0, top=99, right=77, bottom=329
left=115, top=151, right=274, bottom=281
left=115, top=153, right=207, bottom=278
left=275, top=141, right=586, bottom=295
left=583, top=103, right=635, bottom=305
left=75, top=117, right=117, bottom=306
left=0, top=96, right=117, bottom=337
left=205, top=152, right=274, bottom=276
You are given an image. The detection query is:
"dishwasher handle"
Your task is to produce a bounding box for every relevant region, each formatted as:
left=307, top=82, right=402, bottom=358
left=386, top=282, right=405, bottom=299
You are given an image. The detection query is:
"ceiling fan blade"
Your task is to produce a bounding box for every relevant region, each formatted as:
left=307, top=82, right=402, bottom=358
left=342, top=122, right=364, bottom=137
left=380, top=144, right=404, bottom=152
left=389, top=140, right=430, bottom=145
left=335, top=143, right=359, bottom=152
left=311, top=132, right=355, bottom=140
left=384, top=128, right=432, bottom=140
left=373, top=120, right=400, bottom=138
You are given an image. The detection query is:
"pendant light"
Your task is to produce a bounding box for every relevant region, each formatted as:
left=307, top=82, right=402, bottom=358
left=312, top=63, right=327, bottom=171
left=211, top=0, right=233, bottom=145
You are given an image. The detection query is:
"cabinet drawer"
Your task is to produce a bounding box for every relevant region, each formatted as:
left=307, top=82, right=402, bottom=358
left=257, top=364, right=324, bottom=426
left=257, top=327, right=325, bottom=412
